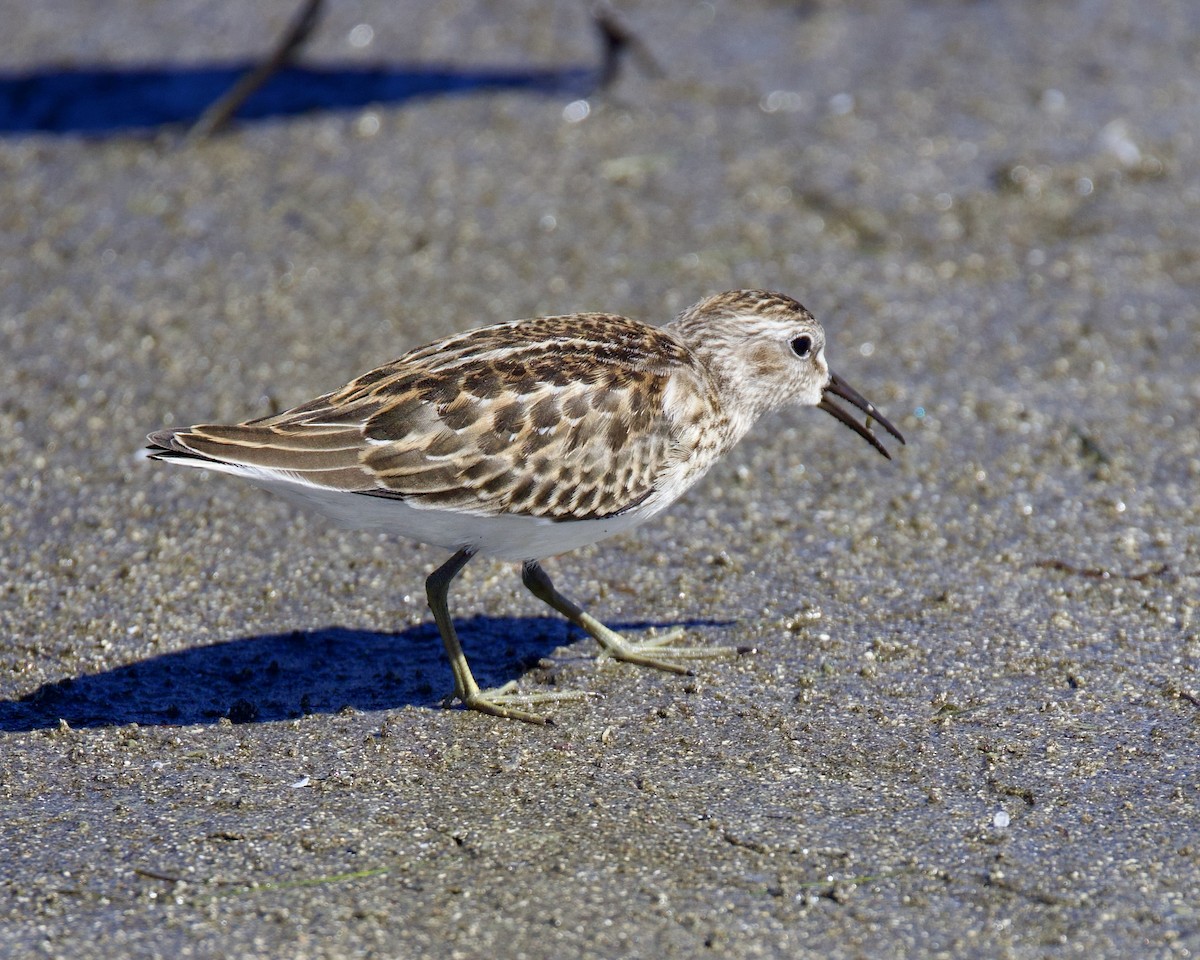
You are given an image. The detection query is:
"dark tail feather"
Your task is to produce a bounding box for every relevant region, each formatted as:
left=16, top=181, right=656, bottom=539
left=145, top=429, right=214, bottom=464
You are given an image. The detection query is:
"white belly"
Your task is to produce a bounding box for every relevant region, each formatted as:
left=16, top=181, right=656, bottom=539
left=251, top=475, right=653, bottom=561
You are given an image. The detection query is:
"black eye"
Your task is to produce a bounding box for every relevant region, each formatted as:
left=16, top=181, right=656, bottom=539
left=790, top=335, right=813, bottom=358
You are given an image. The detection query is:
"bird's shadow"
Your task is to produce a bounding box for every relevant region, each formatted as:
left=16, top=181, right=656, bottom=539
left=0, top=616, right=729, bottom=731
left=0, top=62, right=600, bottom=136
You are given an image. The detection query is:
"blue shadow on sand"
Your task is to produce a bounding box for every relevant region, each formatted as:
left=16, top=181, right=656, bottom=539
left=0, top=62, right=599, bottom=136
left=0, top=616, right=729, bottom=731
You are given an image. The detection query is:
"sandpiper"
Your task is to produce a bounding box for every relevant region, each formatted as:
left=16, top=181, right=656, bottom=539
left=147, top=290, right=904, bottom=722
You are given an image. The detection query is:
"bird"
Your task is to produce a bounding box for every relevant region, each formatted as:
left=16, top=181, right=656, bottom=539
left=146, top=289, right=904, bottom=723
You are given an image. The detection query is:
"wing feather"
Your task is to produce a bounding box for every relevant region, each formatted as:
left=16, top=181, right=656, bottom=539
left=148, top=313, right=717, bottom=520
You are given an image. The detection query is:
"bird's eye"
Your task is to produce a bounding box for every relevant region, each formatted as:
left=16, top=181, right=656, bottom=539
left=790, top=335, right=813, bottom=358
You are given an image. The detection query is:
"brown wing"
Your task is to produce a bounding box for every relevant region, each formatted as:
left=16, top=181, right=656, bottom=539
left=151, top=313, right=713, bottom=521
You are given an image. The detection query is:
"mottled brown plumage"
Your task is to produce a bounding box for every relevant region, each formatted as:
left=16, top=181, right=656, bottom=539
left=151, top=311, right=723, bottom=523
left=147, top=290, right=904, bottom=723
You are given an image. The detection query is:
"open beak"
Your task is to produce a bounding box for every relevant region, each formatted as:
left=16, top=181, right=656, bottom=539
left=818, top=371, right=906, bottom=460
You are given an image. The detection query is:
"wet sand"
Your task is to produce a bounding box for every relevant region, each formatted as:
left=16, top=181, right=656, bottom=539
left=2, top=1, right=1198, bottom=956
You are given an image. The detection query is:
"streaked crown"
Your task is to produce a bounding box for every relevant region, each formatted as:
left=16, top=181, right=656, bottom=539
left=668, top=290, right=830, bottom=419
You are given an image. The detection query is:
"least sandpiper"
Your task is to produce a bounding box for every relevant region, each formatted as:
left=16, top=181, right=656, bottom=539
left=147, top=290, right=904, bottom=722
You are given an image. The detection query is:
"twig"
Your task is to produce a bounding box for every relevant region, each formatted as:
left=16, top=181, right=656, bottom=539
left=591, top=4, right=664, bottom=90
left=134, top=867, right=184, bottom=883
left=1033, top=560, right=1170, bottom=583
left=184, top=0, right=325, bottom=145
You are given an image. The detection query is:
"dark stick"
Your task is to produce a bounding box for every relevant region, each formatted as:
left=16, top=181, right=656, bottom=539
left=183, top=0, right=325, bottom=145
left=591, top=4, right=664, bottom=90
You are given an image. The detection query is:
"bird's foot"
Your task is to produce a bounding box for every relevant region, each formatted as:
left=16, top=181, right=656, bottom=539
left=443, top=681, right=600, bottom=725
left=593, top=625, right=741, bottom=675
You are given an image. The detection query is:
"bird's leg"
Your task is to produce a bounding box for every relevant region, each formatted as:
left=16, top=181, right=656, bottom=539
left=425, top=550, right=593, bottom=724
left=521, top=561, right=734, bottom=673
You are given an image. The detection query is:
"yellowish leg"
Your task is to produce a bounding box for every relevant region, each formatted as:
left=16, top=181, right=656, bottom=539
left=425, top=550, right=594, bottom=724
left=521, top=561, right=734, bottom=672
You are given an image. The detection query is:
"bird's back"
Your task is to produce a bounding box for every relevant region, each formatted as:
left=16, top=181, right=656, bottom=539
left=147, top=312, right=725, bottom=525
